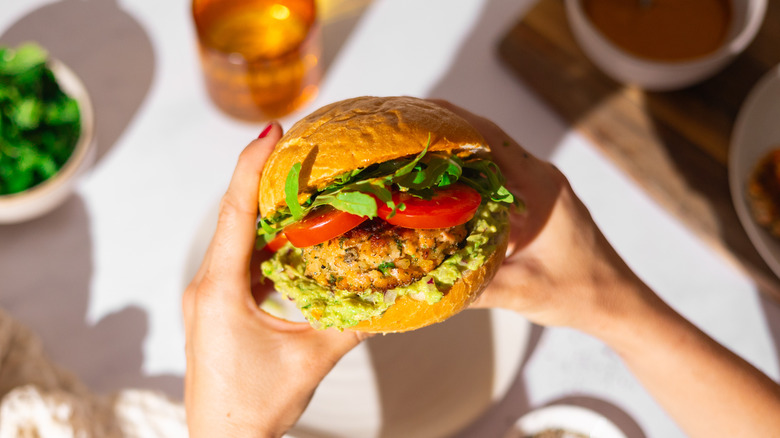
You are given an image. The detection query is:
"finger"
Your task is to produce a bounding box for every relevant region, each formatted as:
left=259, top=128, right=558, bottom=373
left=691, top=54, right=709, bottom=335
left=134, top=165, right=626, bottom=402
left=182, top=282, right=196, bottom=332
left=209, top=123, right=283, bottom=283
left=184, top=244, right=216, bottom=332
left=190, top=244, right=213, bottom=287
left=254, top=306, right=369, bottom=358
left=309, top=328, right=369, bottom=364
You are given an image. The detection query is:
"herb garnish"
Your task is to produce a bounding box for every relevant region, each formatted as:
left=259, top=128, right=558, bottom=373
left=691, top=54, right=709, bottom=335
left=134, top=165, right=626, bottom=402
left=377, top=261, right=395, bottom=276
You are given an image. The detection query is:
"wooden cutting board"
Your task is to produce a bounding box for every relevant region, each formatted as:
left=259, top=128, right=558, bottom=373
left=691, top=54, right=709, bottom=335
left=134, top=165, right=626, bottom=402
left=498, top=0, right=780, bottom=301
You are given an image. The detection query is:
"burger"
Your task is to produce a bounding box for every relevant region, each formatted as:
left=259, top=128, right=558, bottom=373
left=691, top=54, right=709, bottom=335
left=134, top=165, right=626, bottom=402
left=258, top=96, right=517, bottom=333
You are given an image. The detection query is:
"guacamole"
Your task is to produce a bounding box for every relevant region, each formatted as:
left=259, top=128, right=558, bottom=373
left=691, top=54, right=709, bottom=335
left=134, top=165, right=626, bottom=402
left=261, top=201, right=509, bottom=329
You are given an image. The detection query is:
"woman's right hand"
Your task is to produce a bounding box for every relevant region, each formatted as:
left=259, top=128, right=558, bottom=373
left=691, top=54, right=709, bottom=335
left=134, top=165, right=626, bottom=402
left=434, top=100, right=780, bottom=438
left=433, top=100, right=650, bottom=336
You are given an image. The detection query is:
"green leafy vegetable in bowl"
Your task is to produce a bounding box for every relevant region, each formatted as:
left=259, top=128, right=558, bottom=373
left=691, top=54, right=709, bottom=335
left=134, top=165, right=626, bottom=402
left=0, top=43, right=81, bottom=195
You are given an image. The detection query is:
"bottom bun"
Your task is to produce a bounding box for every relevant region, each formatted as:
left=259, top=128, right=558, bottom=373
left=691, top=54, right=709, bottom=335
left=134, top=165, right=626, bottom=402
left=350, top=227, right=510, bottom=333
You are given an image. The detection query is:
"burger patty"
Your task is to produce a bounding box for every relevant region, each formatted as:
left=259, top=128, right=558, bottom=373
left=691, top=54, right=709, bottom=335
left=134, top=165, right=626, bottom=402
left=301, top=219, right=468, bottom=292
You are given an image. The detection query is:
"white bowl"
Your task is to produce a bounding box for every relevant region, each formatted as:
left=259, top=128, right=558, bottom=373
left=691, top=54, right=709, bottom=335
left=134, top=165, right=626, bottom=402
left=504, top=404, right=627, bottom=438
left=729, top=64, right=780, bottom=279
left=565, top=0, right=767, bottom=91
left=0, top=59, right=96, bottom=223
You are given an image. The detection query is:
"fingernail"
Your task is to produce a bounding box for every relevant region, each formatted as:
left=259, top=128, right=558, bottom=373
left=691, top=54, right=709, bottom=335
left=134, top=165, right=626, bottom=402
left=258, top=123, right=273, bottom=139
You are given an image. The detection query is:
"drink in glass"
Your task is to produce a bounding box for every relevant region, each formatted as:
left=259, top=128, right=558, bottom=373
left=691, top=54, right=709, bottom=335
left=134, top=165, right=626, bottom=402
left=192, top=0, right=321, bottom=121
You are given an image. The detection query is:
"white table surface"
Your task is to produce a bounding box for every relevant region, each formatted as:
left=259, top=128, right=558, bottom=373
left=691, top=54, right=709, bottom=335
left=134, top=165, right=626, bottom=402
left=1, top=0, right=779, bottom=437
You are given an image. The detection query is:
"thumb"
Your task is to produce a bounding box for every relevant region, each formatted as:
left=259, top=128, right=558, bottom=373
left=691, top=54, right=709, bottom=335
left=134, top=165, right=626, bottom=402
left=306, top=328, right=372, bottom=365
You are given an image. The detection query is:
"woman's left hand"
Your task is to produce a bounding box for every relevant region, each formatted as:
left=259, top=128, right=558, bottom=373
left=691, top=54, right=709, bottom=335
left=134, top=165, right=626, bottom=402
left=182, top=123, right=366, bottom=438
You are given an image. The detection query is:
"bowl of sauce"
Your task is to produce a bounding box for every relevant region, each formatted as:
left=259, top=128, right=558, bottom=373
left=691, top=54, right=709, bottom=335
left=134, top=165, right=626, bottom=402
left=565, top=0, right=766, bottom=90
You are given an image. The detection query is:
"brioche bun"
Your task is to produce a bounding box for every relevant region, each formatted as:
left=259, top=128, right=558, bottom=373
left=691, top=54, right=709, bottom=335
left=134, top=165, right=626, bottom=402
left=259, top=96, right=509, bottom=333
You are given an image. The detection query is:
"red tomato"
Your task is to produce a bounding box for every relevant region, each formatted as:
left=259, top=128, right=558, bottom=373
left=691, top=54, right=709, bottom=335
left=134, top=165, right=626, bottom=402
left=264, top=234, right=289, bottom=252
left=377, top=183, right=482, bottom=229
left=283, top=206, right=367, bottom=248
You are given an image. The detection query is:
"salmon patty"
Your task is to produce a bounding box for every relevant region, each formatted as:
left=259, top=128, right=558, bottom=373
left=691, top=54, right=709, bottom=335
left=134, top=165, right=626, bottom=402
left=301, top=219, right=468, bottom=292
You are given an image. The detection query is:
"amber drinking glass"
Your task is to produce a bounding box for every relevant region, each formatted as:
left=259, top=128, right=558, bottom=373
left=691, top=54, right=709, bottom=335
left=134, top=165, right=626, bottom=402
left=192, top=0, right=321, bottom=121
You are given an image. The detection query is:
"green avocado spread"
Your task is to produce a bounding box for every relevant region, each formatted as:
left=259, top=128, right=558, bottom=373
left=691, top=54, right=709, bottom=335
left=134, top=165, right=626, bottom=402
left=261, top=202, right=509, bottom=330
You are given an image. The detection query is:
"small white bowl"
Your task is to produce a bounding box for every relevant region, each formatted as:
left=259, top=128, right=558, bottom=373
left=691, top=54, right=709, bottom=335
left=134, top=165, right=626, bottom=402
left=504, top=404, right=627, bottom=438
left=565, top=0, right=767, bottom=91
left=0, top=59, right=96, bottom=224
left=729, top=64, right=780, bottom=278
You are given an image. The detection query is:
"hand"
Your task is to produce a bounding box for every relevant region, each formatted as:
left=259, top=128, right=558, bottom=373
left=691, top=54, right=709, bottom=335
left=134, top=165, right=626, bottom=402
left=435, top=101, right=780, bottom=437
left=182, top=124, right=366, bottom=438
left=433, top=100, right=648, bottom=335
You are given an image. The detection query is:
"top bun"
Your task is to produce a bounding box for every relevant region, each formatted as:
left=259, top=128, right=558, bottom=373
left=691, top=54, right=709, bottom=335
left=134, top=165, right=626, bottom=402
left=258, top=96, right=489, bottom=215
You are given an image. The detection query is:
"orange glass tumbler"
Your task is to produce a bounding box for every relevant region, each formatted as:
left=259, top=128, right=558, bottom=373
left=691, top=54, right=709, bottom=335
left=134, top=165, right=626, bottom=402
left=192, top=0, right=321, bottom=121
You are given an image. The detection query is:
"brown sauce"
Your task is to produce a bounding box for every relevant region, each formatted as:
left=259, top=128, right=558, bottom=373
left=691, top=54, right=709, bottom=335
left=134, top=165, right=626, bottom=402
left=582, top=0, right=732, bottom=62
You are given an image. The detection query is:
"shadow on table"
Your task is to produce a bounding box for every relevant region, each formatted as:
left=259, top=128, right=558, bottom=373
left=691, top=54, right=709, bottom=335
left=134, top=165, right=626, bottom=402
left=450, top=323, right=545, bottom=438
left=639, top=0, right=780, bottom=287
left=425, top=1, right=655, bottom=437
left=0, top=196, right=182, bottom=399
left=544, top=395, right=646, bottom=438
left=427, top=0, right=568, bottom=163
left=319, top=0, right=373, bottom=80
left=450, top=324, right=646, bottom=438
left=0, top=0, right=156, bottom=165
left=488, top=0, right=780, bottom=296
left=366, top=310, right=496, bottom=438
left=0, top=0, right=181, bottom=399
left=639, top=60, right=780, bottom=293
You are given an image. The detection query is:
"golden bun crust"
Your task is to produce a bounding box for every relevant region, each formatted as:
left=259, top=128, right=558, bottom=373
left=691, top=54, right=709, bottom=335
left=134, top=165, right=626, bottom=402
left=258, top=96, right=488, bottom=215
left=350, top=224, right=509, bottom=333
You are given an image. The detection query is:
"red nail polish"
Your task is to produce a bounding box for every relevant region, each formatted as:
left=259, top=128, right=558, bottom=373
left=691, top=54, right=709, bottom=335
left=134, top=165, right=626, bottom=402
left=258, top=123, right=273, bottom=139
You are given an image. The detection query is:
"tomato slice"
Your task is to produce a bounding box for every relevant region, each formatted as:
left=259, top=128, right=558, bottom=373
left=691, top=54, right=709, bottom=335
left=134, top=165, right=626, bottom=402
left=283, top=206, right=367, bottom=248
left=377, top=183, right=482, bottom=229
left=264, top=234, right=289, bottom=252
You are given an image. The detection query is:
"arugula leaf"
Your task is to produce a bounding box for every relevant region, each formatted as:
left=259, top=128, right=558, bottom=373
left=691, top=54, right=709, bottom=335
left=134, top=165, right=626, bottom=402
left=438, top=158, right=463, bottom=186
left=285, top=162, right=304, bottom=220
left=460, top=158, right=518, bottom=205
left=394, top=155, right=460, bottom=191
left=394, top=134, right=431, bottom=177
left=258, top=217, right=277, bottom=235
left=324, top=191, right=377, bottom=217
left=350, top=181, right=393, bottom=203
left=330, top=168, right=362, bottom=186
